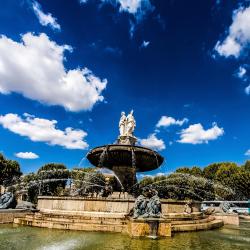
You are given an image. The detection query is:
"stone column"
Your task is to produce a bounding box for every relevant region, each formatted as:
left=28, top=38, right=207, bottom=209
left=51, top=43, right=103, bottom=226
left=112, top=166, right=137, bottom=192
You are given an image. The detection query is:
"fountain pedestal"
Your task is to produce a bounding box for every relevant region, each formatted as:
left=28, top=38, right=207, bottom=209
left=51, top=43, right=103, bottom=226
left=117, top=135, right=137, bottom=145
left=112, top=166, right=137, bottom=191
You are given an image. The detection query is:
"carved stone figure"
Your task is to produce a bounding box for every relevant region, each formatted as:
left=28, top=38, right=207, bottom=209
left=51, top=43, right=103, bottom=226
left=132, top=188, right=161, bottom=219
left=119, top=111, right=127, bottom=136
left=184, top=201, right=192, bottom=214
left=133, top=194, right=148, bottom=219
left=16, top=201, right=36, bottom=210
left=145, top=192, right=161, bottom=218
left=126, top=110, right=136, bottom=137
left=0, top=192, right=16, bottom=209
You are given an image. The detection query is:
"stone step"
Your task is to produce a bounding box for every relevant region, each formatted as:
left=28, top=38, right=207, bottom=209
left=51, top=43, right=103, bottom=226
left=19, top=215, right=127, bottom=226
left=13, top=217, right=127, bottom=233
left=171, top=217, right=214, bottom=225
left=172, top=219, right=224, bottom=232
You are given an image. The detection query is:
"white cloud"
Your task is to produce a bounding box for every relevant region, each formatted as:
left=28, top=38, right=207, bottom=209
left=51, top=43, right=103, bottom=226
left=178, top=123, right=224, bottom=144
left=32, top=1, right=61, bottom=30
left=140, top=40, right=150, bottom=49
left=156, top=116, right=188, bottom=128
left=79, top=1, right=154, bottom=38
left=81, top=0, right=154, bottom=17
left=79, top=0, right=88, bottom=4
left=0, top=33, right=107, bottom=111
left=236, top=66, right=247, bottom=79
left=15, top=152, right=39, bottom=159
left=139, top=133, right=166, bottom=151
left=101, top=0, right=154, bottom=17
left=245, top=84, right=250, bottom=95
left=245, top=149, right=250, bottom=156
left=214, top=6, right=250, bottom=58
left=0, top=113, right=88, bottom=150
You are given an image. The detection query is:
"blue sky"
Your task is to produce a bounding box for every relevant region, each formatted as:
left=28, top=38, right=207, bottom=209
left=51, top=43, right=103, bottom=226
left=0, top=0, right=249, bottom=175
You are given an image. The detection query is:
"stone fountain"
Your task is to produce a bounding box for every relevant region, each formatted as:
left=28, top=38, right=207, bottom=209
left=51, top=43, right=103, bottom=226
left=13, top=110, right=225, bottom=238
left=87, top=110, right=163, bottom=192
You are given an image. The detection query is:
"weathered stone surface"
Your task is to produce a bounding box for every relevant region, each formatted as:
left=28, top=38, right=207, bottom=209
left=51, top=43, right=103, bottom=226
left=0, top=192, right=16, bottom=209
left=128, top=219, right=171, bottom=237
left=158, top=222, right=172, bottom=237
left=0, top=210, right=32, bottom=224
left=16, top=201, right=36, bottom=210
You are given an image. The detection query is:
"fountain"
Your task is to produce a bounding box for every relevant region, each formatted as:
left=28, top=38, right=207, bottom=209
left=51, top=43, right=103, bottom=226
left=12, top=110, right=226, bottom=237
left=87, top=110, right=163, bottom=192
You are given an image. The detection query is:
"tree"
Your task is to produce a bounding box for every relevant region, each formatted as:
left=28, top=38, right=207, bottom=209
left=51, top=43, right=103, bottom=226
left=37, top=163, right=69, bottom=196
left=190, top=166, right=203, bottom=177
left=0, top=153, right=22, bottom=187
left=214, top=162, right=239, bottom=200
left=175, top=167, right=192, bottom=175
left=203, top=163, right=221, bottom=180
left=242, top=160, right=250, bottom=172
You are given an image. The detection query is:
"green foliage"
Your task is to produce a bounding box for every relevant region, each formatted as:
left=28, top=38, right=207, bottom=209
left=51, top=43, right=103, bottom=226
left=242, top=160, right=250, bottom=172
left=138, top=161, right=250, bottom=201
left=37, top=163, right=69, bottom=196
left=0, top=153, right=22, bottom=187
left=203, top=163, right=221, bottom=180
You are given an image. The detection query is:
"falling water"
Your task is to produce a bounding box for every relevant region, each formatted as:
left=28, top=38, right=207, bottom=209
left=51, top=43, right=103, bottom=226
left=78, top=156, right=85, bottom=167
left=98, top=146, right=109, bottom=168
left=131, top=148, right=136, bottom=169
left=153, top=151, right=159, bottom=168
left=100, top=167, right=124, bottom=190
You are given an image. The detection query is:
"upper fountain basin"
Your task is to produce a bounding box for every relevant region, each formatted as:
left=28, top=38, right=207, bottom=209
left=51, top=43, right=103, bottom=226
left=86, top=144, right=164, bottom=172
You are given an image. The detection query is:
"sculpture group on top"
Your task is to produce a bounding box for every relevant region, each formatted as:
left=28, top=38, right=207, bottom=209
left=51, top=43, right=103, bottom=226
left=119, top=110, right=136, bottom=137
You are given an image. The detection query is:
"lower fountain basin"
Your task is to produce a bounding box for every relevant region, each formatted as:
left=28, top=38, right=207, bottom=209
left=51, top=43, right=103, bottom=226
left=86, top=144, right=164, bottom=172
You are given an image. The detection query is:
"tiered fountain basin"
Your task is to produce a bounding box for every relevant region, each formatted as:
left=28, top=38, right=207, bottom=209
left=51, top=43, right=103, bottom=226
left=87, top=144, right=164, bottom=191
left=14, top=196, right=224, bottom=237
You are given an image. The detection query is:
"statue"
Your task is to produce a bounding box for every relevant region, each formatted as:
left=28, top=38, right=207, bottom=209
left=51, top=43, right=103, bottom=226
left=119, top=111, right=127, bottom=136
left=184, top=201, right=192, bottom=214
left=126, top=110, right=136, bottom=137
left=132, top=187, right=161, bottom=219
left=133, top=194, right=148, bottom=219
left=0, top=192, right=16, bottom=209
left=118, top=110, right=137, bottom=145
left=144, top=190, right=161, bottom=218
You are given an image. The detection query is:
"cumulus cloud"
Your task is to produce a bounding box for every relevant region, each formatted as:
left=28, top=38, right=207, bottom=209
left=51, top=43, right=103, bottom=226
left=139, top=133, right=166, bottom=151
left=140, top=40, right=150, bottom=49
left=80, top=0, right=154, bottom=17
left=15, top=152, right=39, bottom=159
left=245, top=85, right=250, bottom=95
left=236, top=66, right=247, bottom=79
left=178, top=123, right=224, bottom=144
left=0, top=33, right=107, bottom=111
left=79, top=0, right=88, bottom=4
left=245, top=149, right=250, bottom=156
left=214, top=6, right=250, bottom=58
left=0, top=113, right=88, bottom=149
left=80, top=1, right=154, bottom=37
left=156, top=116, right=188, bottom=128
left=32, top=1, right=61, bottom=30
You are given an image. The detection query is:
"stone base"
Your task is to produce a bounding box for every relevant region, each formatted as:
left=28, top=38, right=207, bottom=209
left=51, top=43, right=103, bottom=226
left=212, top=214, right=239, bottom=225
left=0, top=209, right=32, bottom=224
left=128, top=218, right=171, bottom=238
left=12, top=196, right=225, bottom=237
left=112, top=166, right=137, bottom=192
left=117, top=135, right=137, bottom=145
